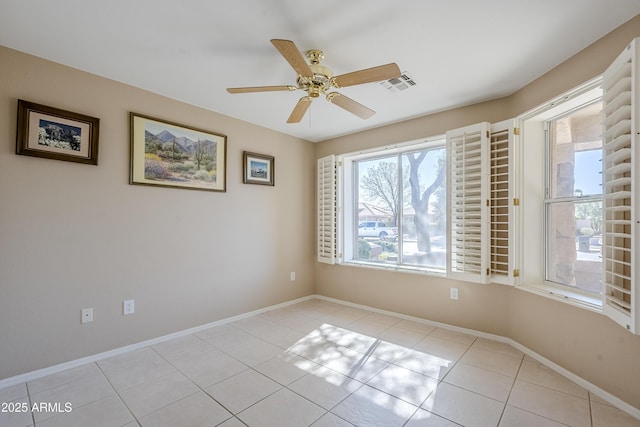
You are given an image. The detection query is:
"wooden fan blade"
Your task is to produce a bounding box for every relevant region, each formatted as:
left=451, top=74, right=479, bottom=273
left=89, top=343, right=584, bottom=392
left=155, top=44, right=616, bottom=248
left=227, top=85, right=296, bottom=93
left=271, top=39, right=313, bottom=78
left=287, top=96, right=313, bottom=123
left=332, top=63, right=401, bottom=88
left=326, top=92, right=375, bottom=119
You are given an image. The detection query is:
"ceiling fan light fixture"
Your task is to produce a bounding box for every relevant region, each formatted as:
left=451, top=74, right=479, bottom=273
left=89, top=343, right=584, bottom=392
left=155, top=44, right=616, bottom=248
left=308, top=86, right=322, bottom=98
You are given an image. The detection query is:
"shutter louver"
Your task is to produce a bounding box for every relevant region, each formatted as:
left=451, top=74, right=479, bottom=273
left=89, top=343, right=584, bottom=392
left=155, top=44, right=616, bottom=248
left=317, top=155, right=338, bottom=264
left=446, top=123, right=491, bottom=283
left=602, top=38, right=639, bottom=333
left=490, top=120, right=518, bottom=285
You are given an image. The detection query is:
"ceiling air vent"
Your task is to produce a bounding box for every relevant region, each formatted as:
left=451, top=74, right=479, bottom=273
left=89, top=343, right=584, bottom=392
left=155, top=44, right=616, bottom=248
left=380, top=72, right=416, bottom=92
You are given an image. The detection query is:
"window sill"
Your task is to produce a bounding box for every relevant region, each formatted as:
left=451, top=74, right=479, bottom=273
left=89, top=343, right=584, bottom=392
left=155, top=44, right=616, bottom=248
left=341, top=260, right=446, bottom=277
left=516, top=282, right=602, bottom=313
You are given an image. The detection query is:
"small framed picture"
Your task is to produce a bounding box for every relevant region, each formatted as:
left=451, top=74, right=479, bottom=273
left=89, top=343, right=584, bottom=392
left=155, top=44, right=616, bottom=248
left=16, top=100, right=100, bottom=165
left=243, top=151, right=274, bottom=186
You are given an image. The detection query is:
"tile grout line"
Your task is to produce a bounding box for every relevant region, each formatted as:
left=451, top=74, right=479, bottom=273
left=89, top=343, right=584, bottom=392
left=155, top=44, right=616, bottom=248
left=24, top=381, right=35, bottom=427
left=279, top=354, right=365, bottom=417
left=495, top=354, right=525, bottom=426
left=94, top=361, right=143, bottom=427
left=229, top=369, right=326, bottom=426
left=29, top=363, right=125, bottom=426
left=232, top=304, right=399, bottom=424
left=216, top=368, right=284, bottom=421
left=320, top=319, right=478, bottom=426
left=588, top=391, right=594, bottom=427
left=516, top=376, right=594, bottom=401
left=146, top=341, right=241, bottom=423
left=146, top=335, right=326, bottom=426
left=296, top=302, right=604, bottom=423
left=244, top=309, right=368, bottom=424
left=420, top=335, right=494, bottom=427
left=499, top=359, right=591, bottom=426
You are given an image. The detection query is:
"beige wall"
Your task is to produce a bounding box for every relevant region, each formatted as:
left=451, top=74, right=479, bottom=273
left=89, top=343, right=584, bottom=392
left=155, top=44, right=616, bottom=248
left=315, top=14, right=640, bottom=409
left=318, top=265, right=510, bottom=336
left=2, top=11, right=640, bottom=412
left=0, top=45, right=315, bottom=379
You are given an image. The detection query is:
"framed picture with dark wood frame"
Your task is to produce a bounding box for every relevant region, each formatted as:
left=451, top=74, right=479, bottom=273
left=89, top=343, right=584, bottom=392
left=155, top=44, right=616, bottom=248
left=130, top=113, right=227, bottom=192
left=16, top=100, right=100, bottom=165
left=243, top=151, right=274, bottom=186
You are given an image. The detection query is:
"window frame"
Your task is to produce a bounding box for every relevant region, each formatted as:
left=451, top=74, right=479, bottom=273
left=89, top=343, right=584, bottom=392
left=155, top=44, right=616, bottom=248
left=340, top=136, right=448, bottom=275
left=517, top=77, right=605, bottom=311
left=542, top=98, right=604, bottom=294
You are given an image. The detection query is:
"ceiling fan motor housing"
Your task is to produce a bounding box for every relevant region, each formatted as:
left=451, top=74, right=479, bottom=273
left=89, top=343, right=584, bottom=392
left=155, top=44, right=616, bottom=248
left=298, top=65, right=333, bottom=97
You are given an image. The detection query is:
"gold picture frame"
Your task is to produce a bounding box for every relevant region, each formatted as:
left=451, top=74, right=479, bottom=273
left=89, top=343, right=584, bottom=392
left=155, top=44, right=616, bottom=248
left=130, top=113, right=227, bottom=192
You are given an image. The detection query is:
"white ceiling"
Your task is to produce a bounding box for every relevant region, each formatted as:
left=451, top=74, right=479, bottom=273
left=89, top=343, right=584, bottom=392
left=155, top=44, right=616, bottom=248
left=1, top=1, right=640, bottom=143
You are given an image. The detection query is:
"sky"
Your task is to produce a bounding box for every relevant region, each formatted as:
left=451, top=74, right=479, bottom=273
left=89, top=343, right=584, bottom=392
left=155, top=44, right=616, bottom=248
left=144, top=118, right=218, bottom=142
left=574, top=149, right=602, bottom=195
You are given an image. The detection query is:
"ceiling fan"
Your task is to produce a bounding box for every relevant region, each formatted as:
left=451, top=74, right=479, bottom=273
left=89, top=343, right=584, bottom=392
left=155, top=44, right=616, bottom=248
left=227, top=39, right=401, bottom=123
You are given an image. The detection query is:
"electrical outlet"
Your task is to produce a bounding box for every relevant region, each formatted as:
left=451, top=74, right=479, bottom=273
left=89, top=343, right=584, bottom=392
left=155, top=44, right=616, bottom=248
left=290, top=272, right=296, bottom=281
left=81, top=308, right=93, bottom=323
left=450, top=288, right=459, bottom=301
left=123, top=299, right=135, bottom=315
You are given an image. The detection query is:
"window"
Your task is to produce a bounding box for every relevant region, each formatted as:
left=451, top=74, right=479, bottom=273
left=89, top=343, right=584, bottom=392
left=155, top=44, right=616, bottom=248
left=319, top=121, right=518, bottom=281
left=544, top=101, right=603, bottom=295
left=350, top=140, right=447, bottom=271
left=520, top=81, right=604, bottom=309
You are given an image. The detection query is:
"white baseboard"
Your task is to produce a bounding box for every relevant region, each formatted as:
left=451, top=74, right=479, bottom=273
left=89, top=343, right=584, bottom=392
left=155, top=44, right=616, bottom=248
left=0, top=295, right=314, bottom=390
left=1, top=293, right=638, bottom=421
left=313, top=295, right=640, bottom=420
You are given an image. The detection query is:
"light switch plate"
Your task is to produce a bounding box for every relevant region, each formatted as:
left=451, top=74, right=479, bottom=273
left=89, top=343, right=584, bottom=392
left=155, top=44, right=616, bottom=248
left=81, top=308, right=93, bottom=323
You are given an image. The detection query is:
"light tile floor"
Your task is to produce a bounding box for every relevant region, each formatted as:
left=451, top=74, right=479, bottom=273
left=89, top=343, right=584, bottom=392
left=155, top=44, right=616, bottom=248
left=1, top=298, right=639, bottom=427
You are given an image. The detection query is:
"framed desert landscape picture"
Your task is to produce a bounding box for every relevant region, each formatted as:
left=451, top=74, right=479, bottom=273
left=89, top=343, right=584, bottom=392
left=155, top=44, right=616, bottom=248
left=130, top=113, right=227, bottom=192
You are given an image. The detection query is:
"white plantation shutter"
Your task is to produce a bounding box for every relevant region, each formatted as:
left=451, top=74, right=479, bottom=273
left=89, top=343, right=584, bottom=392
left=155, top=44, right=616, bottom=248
left=489, top=120, right=519, bottom=285
left=317, top=155, right=341, bottom=264
left=602, top=38, right=639, bottom=333
left=446, top=123, right=491, bottom=283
